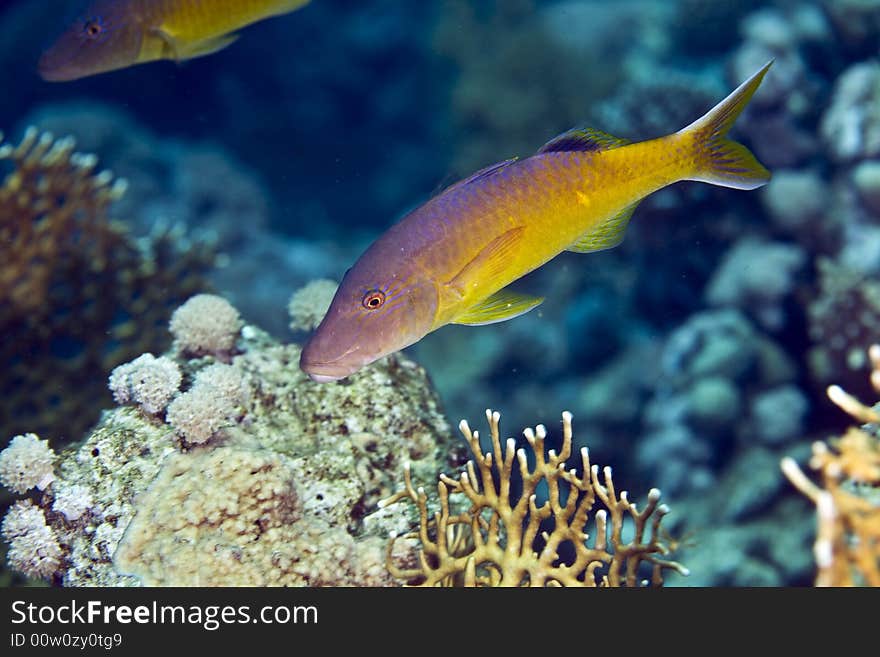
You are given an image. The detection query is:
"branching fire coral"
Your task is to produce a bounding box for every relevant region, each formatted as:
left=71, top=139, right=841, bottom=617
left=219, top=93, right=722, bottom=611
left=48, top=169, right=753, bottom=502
left=381, top=409, right=688, bottom=587
left=781, top=345, right=880, bottom=587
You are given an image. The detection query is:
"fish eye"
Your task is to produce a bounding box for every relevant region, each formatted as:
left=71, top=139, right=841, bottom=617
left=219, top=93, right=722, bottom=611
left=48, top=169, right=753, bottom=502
left=82, top=17, right=106, bottom=39
left=362, top=290, right=386, bottom=310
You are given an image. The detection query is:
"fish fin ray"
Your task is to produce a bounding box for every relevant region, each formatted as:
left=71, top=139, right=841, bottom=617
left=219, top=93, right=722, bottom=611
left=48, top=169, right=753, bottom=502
left=453, top=289, right=544, bottom=326
left=567, top=202, right=638, bottom=253
left=538, top=127, right=630, bottom=154
left=680, top=60, right=772, bottom=190
left=446, top=226, right=525, bottom=296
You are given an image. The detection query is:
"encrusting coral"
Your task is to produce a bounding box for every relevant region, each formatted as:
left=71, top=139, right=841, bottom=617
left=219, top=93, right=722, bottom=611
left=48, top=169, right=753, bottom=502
left=0, top=127, right=215, bottom=444
left=781, top=345, right=880, bottom=587
left=381, top=409, right=687, bottom=587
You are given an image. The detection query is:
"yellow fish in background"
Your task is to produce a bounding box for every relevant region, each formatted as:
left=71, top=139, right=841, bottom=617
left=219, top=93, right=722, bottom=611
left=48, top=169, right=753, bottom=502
left=300, top=62, right=774, bottom=382
left=39, top=0, right=311, bottom=81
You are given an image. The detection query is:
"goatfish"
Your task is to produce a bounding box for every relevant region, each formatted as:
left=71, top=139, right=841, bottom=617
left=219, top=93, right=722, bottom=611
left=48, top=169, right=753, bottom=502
left=300, top=61, right=774, bottom=383
left=38, top=0, right=311, bottom=81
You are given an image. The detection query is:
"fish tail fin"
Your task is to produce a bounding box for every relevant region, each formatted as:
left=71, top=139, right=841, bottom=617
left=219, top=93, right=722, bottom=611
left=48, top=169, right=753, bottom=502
left=678, top=60, right=773, bottom=190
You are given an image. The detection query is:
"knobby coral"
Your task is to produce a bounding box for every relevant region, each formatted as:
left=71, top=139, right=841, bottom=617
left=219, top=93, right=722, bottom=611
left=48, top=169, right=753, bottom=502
left=781, top=345, right=880, bottom=586
left=0, top=433, right=56, bottom=494
left=1, top=500, right=63, bottom=580
left=108, top=353, right=182, bottom=415
left=169, top=293, right=242, bottom=357
left=381, top=409, right=687, bottom=587
left=0, top=127, right=215, bottom=443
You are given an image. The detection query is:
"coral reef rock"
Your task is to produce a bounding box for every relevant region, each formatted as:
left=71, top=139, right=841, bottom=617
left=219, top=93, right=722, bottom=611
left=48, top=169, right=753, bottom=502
left=1, top=297, right=455, bottom=586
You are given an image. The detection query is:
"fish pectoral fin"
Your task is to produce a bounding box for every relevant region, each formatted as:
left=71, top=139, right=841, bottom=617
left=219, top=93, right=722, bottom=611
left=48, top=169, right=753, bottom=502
left=538, top=127, right=630, bottom=154
left=567, top=201, right=639, bottom=253
left=446, top=226, right=526, bottom=295
left=178, top=33, right=241, bottom=61
left=453, top=289, right=544, bottom=326
left=150, top=28, right=183, bottom=61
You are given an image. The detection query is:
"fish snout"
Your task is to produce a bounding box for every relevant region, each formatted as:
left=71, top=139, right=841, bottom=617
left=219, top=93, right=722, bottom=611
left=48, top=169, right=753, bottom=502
left=37, top=52, right=70, bottom=82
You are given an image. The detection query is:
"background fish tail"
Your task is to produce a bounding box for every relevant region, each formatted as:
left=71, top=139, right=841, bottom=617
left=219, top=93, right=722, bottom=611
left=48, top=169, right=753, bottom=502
left=680, top=60, right=773, bottom=190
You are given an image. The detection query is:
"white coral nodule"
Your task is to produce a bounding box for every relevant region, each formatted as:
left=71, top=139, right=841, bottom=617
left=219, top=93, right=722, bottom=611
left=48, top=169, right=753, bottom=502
left=1, top=500, right=62, bottom=580
left=166, top=385, right=238, bottom=445
left=170, top=294, right=242, bottom=356
left=108, top=353, right=182, bottom=415
left=0, top=433, right=56, bottom=494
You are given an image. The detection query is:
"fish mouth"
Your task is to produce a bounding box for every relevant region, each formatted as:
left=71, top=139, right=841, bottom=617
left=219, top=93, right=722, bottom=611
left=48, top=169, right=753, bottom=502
left=306, top=371, right=345, bottom=383
left=299, top=344, right=363, bottom=383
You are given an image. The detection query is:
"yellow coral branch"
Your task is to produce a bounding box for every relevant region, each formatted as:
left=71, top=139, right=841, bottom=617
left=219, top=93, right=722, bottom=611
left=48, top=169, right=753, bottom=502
left=782, top=345, right=880, bottom=586
left=381, top=409, right=687, bottom=587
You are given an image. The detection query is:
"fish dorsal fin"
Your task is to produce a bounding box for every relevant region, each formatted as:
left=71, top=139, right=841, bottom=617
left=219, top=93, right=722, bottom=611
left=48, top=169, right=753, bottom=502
left=447, top=226, right=525, bottom=296
left=567, top=202, right=639, bottom=253
left=538, top=127, right=630, bottom=154
left=442, top=158, right=519, bottom=195
left=453, top=288, right=544, bottom=326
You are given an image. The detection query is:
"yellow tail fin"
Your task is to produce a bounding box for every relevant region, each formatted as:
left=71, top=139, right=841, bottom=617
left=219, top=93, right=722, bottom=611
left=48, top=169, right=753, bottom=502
left=680, top=60, right=773, bottom=190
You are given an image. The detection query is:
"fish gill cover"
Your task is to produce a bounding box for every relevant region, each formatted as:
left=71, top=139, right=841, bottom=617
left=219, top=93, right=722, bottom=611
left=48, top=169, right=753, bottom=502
left=0, top=0, right=879, bottom=588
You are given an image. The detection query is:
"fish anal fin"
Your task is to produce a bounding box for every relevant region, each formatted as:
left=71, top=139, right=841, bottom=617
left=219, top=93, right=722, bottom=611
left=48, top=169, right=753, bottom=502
left=447, top=226, right=525, bottom=296
left=538, top=127, right=630, bottom=154
left=567, top=202, right=639, bottom=253
left=453, top=289, right=544, bottom=326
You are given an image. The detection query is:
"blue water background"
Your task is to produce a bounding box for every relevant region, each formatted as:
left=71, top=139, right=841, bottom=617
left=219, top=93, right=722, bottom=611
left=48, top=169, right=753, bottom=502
left=3, top=0, right=879, bottom=585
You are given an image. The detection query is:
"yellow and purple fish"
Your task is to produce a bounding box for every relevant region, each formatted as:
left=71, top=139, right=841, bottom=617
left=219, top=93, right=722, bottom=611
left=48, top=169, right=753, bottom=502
left=38, top=0, right=311, bottom=81
left=300, top=62, right=774, bottom=383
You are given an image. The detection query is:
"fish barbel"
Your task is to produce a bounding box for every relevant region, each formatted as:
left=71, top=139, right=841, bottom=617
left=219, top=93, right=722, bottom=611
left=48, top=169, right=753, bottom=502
left=39, top=0, right=310, bottom=81
left=301, top=61, right=774, bottom=383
